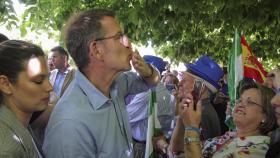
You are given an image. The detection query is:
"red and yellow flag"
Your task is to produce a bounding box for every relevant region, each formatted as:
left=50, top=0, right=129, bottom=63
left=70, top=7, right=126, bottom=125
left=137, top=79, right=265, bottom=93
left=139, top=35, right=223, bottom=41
left=241, top=36, right=267, bottom=83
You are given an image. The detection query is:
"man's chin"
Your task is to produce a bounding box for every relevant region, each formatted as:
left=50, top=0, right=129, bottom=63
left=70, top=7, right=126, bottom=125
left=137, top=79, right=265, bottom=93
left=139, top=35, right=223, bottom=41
left=118, top=65, right=131, bottom=73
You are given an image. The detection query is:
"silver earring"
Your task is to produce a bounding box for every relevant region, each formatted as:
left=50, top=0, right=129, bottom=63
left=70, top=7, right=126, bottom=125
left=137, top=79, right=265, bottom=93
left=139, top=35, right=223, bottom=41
left=261, top=120, right=265, bottom=123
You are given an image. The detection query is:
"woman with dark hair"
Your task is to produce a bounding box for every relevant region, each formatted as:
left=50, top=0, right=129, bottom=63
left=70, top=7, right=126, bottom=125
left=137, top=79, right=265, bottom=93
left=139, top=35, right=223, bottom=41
left=0, top=33, right=8, bottom=43
left=0, top=40, right=52, bottom=157
left=171, top=78, right=277, bottom=158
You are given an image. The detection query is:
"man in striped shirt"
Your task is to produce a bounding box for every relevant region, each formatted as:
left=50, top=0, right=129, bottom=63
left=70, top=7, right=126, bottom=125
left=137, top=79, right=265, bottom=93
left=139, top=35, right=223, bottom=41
left=126, top=55, right=176, bottom=158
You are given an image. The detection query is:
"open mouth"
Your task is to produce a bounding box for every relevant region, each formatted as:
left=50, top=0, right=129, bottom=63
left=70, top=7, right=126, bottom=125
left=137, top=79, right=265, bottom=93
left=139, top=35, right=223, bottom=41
left=235, top=107, right=246, bottom=115
left=236, top=110, right=246, bottom=115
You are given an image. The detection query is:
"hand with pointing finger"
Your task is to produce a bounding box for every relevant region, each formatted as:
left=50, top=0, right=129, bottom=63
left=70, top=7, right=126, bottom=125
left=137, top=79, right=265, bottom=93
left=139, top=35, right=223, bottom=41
left=180, top=93, right=202, bottom=128
left=131, top=49, right=153, bottom=77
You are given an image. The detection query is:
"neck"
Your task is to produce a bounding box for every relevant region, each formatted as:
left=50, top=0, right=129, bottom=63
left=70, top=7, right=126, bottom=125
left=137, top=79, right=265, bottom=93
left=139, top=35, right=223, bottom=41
left=200, top=88, right=210, bottom=100
left=236, top=127, right=260, bottom=137
left=59, top=66, right=68, bottom=73
left=82, top=65, right=119, bottom=98
left=3, top=99, right=31, bottom=128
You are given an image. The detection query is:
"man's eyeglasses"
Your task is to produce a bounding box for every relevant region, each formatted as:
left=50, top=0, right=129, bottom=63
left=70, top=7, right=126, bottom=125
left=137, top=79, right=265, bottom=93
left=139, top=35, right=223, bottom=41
left=235, top=98, right=262, bottom=107
left=94, top=32, right=130, bottom=48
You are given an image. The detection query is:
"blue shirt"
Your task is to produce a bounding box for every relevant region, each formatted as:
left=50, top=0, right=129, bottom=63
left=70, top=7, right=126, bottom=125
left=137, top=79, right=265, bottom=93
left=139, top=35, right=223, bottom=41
left=126, top=83, right=176, bottom=141
left=53, top=70, right=68, bottom=96
left=43, top=70, right=153, bottom=158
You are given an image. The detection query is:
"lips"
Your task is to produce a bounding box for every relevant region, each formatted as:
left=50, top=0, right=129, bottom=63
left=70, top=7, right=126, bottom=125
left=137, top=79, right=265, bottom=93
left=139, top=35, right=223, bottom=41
left=236, top=111, right=246, bottom=115
left=42, top=96, right=50, bottom=104
left=234, top=107, right=246, bottom=115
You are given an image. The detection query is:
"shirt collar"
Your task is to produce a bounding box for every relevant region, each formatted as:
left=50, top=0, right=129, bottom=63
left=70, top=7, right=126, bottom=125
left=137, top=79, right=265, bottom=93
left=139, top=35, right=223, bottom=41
left=75, top=70, right=109, bottom=110
left=58, top=66, right=72, bottom=75
left=236, top=135, right=270, bottom=146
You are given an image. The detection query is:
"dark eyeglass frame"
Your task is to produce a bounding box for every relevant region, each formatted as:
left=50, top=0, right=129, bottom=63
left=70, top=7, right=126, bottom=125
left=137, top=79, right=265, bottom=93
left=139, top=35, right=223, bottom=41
left=235, top=98, right=262, bottom=107
left=94, top=32, right=125, bottom=42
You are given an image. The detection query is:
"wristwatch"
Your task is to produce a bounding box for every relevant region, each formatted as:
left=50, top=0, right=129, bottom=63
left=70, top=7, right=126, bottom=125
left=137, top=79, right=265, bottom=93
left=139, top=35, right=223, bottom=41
left=184, top=137, right=200, bottom=144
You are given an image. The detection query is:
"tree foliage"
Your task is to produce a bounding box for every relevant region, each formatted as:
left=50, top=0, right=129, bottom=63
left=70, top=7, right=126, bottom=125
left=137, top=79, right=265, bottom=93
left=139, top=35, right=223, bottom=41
left=2, top=0, right=280, bottom=69
left=0, top=0, right=18, bottom=30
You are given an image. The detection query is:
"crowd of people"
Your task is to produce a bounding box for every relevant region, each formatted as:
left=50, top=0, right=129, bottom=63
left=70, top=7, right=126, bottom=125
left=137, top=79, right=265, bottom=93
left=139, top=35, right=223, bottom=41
left=0, top=8, right=280, bottom=158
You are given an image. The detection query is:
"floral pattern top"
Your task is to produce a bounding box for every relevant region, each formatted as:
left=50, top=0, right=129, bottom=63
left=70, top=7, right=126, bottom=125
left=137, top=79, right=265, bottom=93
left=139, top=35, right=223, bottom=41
left=202, top=131, right=270, bottom=158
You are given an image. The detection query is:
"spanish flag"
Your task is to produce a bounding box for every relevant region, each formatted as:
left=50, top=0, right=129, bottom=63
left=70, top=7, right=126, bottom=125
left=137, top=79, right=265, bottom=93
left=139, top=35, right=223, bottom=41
left=241, top=36, right=267, bottom=83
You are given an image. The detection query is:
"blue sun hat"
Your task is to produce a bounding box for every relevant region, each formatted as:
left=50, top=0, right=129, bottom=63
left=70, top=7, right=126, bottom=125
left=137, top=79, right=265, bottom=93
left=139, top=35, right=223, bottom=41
left=185, top=55, right=224, bottom=92
left=143, top=55, right=166, bottom=74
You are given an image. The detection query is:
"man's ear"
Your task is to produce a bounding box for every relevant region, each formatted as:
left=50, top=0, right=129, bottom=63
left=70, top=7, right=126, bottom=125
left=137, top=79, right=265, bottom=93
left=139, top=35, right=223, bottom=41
left=63, top=55, right=68, bottom=63
left=0, top=75, right=13, bottom=95
left=89, top=41, right=103, bottom=60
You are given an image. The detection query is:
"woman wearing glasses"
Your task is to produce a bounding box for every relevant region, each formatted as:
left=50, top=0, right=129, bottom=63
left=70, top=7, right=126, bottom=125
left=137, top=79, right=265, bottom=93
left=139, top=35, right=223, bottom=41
left=0, top=40, right=52, bottom=157
left=174, top=78, right=277, bottom=158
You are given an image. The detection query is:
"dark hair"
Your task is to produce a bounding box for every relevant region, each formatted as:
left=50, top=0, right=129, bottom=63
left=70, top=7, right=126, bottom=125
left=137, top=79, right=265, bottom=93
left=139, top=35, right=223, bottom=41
left=0, top=40, right=45, bottom=104
left=0, top=33, right=8, bottom=43
left=222, top=67, right=228, bottom=74
left=51, top=46, right=69, bottom=59
left=238, top=78, right=277, bottom=135
left=64, top=9, right=115, bottom=70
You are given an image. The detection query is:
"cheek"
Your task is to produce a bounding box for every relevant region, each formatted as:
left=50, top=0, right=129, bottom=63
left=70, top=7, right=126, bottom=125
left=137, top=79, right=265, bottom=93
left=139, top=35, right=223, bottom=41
left=183, top=81, right=195, bottom=93
left=165, top=77, right=172, bottom=83
left=15, top=84, right=42, bottom=105
left=247, top=108, right=264, bottom=120
left=275, top=107, right=280, bottom=113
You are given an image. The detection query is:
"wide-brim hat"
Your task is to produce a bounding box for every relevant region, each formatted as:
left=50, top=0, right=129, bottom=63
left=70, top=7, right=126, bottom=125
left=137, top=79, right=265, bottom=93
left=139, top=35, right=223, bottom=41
left=185, top=55, right=223, bottom=92
left=143, top=55, right=166, bottom=74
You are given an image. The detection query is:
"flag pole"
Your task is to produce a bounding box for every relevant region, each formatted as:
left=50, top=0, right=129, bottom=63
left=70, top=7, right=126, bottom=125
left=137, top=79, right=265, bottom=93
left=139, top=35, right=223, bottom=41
left=225, top=29, right=242, bottom=130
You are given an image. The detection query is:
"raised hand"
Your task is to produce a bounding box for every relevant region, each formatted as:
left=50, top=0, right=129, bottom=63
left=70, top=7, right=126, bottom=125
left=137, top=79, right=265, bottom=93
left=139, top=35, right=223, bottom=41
left=180, top=93, right=202, bottom=128
left=131, top=49, right=153, bottom=77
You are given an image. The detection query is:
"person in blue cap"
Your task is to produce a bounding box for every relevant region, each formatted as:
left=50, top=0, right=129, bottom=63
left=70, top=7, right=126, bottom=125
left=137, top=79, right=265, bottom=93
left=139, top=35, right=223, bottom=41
left=126, top=55, right=176, bottom=158
left=185, top=55, right=223, bottom=138
left=170, top=55, right=223, bottom=154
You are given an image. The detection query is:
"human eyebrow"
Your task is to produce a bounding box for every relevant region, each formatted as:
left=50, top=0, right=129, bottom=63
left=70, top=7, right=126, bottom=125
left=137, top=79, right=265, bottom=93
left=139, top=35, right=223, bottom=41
left=31, top=74, right=48, bottom=84
left=247, top=98, right=262, bottom=106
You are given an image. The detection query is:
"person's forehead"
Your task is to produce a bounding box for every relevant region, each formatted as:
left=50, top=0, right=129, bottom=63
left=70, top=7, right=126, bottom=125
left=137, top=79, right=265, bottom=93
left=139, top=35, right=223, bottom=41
left=51, top=51, right=60, bottom=56
left=241, top=88, right=262, bottom=101
left=182, top=71, right=199, bottom=80
left=164, top=76, right=173, bottom=82
left=100, top=16, right=122, bottom=34
left=25, top=56, right=48, bottom=77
